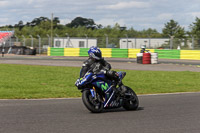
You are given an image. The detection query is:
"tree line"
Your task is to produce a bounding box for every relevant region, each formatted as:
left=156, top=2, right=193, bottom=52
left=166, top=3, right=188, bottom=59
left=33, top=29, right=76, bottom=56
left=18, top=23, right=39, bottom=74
left=0, top=16, right=200, bottom=48
left=0, top=16, right=199, bottom=39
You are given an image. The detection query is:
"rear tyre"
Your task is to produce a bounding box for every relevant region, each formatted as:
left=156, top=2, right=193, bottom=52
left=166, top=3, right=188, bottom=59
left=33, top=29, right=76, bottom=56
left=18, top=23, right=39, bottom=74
left=82, top=90, right=103, bottom=113
left=123, top=86, right=139, bottom=110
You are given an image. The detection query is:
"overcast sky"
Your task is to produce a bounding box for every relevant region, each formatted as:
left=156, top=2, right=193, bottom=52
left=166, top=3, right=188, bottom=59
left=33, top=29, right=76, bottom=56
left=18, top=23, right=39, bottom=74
left=0, top=0, right=200, bottom=32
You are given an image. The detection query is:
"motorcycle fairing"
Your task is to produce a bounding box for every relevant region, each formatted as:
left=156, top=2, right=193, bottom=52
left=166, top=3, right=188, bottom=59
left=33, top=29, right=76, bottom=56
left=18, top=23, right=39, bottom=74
left=76, top=71, right=123, bottom=108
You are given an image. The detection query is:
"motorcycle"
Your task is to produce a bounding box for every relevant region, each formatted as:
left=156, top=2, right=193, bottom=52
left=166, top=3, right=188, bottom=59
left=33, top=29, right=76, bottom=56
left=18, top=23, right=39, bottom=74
left=75, top=71, right=139, bottom=113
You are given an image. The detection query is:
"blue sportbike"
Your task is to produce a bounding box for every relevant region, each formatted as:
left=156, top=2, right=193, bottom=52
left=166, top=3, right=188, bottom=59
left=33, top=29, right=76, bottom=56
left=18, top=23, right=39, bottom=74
left=75, top=70, right=139, bottom=113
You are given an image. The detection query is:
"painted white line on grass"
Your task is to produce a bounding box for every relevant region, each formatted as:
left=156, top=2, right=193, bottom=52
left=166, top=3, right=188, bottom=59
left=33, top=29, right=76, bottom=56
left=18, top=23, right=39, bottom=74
left=138, top=91, right=200, bottom=97
left=0, top=98, right=81, bottom=101
left=0, top=92, right=200, bottom=101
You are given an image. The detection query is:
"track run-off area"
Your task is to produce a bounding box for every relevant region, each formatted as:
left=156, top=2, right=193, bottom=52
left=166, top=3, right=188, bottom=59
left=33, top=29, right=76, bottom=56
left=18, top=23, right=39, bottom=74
left=0, top=55, right=200, bottom=72
left=0, top=55, right=200, bottom=133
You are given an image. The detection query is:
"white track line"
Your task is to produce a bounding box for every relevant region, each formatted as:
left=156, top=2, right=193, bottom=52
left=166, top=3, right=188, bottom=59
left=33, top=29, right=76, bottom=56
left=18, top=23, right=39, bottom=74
left=138, top=91, right=200, bottom=96
left=0, top=92, right=200, bottom=101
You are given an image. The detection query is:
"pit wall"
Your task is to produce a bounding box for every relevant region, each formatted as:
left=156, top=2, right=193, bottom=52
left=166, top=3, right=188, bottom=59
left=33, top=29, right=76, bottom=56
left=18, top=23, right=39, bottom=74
left=47, top=48, right=200, bottom=60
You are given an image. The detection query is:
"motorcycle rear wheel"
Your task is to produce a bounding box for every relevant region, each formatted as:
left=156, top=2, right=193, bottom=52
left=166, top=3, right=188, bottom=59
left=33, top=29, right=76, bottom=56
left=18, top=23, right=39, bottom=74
left=82, top=90, right=103, bottom=113
left=123, top=87, right=139, bottom=110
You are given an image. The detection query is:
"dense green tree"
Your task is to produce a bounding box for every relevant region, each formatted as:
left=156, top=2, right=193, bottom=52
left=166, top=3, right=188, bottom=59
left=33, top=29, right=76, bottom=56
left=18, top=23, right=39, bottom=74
left=189, top=17, right=200, bottom=38
left=66, top=17, right=101, bottom=29
left=162, top=19, right=186, bottom=38
left=162, top=20, right=187, bottom=49
left=53, top=17, right=61, bottom=29
left=189, top=17, right=200, bottom=47
left=142, top=28, right=162, bottom=38
left=38, top=21, right=50, bottom=30
left=3, top=16, right=194, bottom=45
left=14, top=20, right=24, bottom=31
left=29, top=17, right=50, bottom=27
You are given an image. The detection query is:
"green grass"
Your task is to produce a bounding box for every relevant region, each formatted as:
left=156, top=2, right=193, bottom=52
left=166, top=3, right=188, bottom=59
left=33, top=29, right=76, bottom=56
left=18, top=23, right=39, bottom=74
left=0, top=64, right=200, bottom=99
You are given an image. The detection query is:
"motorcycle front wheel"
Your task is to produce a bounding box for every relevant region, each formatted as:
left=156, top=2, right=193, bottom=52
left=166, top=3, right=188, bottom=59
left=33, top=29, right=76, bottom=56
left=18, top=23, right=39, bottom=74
left=82, top=90, right=103, bottom=113
left=123, top=86, right=139, bottom=111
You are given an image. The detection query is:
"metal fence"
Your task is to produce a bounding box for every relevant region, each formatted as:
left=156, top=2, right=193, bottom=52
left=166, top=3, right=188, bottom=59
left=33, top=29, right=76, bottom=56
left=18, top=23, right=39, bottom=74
left=169, top=38, right=200, bottom=50
left=2, top=36, right=200, bottom=55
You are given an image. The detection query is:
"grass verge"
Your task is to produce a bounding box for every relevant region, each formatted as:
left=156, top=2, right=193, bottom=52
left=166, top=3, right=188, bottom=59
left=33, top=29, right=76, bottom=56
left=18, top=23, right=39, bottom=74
left=0, top=64, right=200, bottom=99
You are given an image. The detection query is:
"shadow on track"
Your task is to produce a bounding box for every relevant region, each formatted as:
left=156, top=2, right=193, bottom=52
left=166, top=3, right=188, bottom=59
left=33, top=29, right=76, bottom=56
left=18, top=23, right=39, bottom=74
left=90, top=107, right=144, bottom=114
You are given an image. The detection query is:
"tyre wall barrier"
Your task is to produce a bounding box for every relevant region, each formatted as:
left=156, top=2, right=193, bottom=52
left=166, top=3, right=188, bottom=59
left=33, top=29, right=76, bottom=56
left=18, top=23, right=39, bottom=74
left=50, top=48, right=64, bottom=56
left=136, top=53, right=143, bottom=64
left=128, top=49, right=140, bottom=58
left=0, top=46, right=36, bottom=55
left=64, top=48, right=80, bottom=56
left=151, top=53, right=158, bottom=64
left=180, top=50, right=200, bottom=60
left=128, top=49, right=154, bottom=58
left=48, top=48, right=200, bottom=60
left=80, top=48, right=89, bottom=57
left=47, top=47, right=51, bottom=56
left=112, top=48, right=128, bottom=58
left=154, top=49, right=180, bottom=59
left=143, top=53, right=151, bottom=64
left=101, top=48, right=112, bottom=57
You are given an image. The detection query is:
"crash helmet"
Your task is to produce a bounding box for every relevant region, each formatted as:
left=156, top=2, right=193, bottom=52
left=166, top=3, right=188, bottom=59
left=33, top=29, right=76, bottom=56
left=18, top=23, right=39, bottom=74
left=88, top=46, right=102, bottom=60
left=141, top=45, right=146, bottom=49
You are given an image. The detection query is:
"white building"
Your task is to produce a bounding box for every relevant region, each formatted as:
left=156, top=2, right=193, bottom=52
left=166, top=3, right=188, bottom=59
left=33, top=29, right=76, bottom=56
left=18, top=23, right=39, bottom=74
left=120, top=38, right=170, bottom=49
left=54, top=37, right=97, bottom=48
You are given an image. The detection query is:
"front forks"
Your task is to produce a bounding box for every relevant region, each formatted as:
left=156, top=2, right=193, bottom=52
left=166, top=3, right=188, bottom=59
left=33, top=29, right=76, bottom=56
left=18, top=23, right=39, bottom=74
left=90, top=88, right=96, bottom=99
left=90, top=87, right=104, bottom=103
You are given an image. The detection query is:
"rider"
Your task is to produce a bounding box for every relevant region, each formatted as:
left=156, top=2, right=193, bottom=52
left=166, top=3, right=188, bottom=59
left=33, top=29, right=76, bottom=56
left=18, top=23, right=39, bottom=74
left=80, top=46, right=126, bottom=95
left=140, top=45, right=149, bottom=53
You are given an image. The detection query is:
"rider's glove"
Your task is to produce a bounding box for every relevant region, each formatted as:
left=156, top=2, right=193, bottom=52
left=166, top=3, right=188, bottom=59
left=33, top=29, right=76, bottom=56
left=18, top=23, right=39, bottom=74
left=107, top=70, right=120, bottom=81
left=113, top=71, right=120, bottom=81
left=100, top=69, right=107, bottom=74
left=75, top=78, right=80, bottom=87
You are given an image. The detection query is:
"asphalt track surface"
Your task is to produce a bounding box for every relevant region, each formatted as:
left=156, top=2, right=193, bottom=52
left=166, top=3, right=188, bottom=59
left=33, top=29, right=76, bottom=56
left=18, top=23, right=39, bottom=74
left=1, top=55, right=200, bottom=133
left=0, top=55, right=200, bottom=72
left=1, top=93, right=200, bottom=133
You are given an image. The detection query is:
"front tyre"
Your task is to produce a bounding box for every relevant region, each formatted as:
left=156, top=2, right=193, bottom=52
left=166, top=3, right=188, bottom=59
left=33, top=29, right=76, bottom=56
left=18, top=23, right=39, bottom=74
left=82, top=90, right=103, bottom=113
left=123, top=87, right=139, bottom=110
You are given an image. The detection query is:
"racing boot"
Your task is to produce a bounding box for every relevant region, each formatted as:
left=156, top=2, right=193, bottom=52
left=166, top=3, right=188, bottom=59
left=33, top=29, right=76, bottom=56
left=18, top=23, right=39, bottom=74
left=119, top=85, right=127, bottom=96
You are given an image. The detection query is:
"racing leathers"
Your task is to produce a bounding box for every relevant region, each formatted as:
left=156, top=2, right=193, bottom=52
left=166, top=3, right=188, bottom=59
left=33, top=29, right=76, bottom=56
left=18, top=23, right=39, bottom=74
left=80, top=57, right=119, bottom=85
left=80, top=57, right=126, bottom=95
